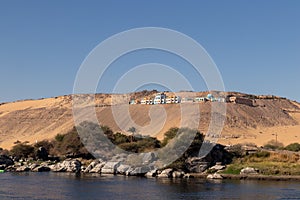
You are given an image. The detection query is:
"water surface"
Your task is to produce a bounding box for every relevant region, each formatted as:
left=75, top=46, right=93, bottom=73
left=0, top=172, right=299, bottom=200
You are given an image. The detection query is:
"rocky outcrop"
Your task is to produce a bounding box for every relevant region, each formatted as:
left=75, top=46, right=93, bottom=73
left=50, top=159, right=81, bottom=173
left=101, top=161, right=121, bottom=174
left=32, top=166, right=51, bottom=172
left=0, top=155, right=14, bottom=168
left=36, top=147, right=49, bottom=161
left=186, top=157, right=210, bottom=173
left=186, top=144, right=232, bottom=173
left=16, top=165, right=30, bottom=172
left=208, top=162, right=226, bottom=173
left=117, top=164, right=131, bottom=175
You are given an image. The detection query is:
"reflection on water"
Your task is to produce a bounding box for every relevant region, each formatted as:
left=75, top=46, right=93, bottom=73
left=0, top=172, right=299, bottom=200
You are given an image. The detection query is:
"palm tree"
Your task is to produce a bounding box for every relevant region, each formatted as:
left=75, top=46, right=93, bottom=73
left=127, top=127, right=136, bottom=142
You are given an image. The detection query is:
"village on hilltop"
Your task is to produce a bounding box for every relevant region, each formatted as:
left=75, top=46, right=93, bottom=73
left=128, top=92, right=268, bottom=107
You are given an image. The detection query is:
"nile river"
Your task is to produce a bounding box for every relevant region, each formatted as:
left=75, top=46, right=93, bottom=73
left=0, top=172, right=299, bottom=200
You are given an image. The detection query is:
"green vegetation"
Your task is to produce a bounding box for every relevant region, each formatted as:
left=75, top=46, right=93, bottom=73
left=162, top=128, right=204, bottom=171
left=10, top=143, right=34, bottom=159
left=285, top=143, right=300, bottom=152
left=7, top=122, right=162, bottom=159
left=4, top=121, right=300, bottom=177
left=222, top=150, right=300, bottom=175
left=55, top=134, right=65, bottom=142
left=51, top=127, right=92, bottom=158
left=161, top=127, right=179, bottom=147
left=117, top=136, right=161, bottom=153
left=263, top=140, right=284, bottom=150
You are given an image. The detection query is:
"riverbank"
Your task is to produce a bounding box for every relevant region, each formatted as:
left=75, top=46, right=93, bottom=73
left=190, top=173, right=300, bottom=181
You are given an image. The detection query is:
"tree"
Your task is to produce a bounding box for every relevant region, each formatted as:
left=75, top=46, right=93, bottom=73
left=127, top=127, right=137, bottom=142
left=263, top=140, right=284, bottom=150
left=285, top=143, right=300, bottom=152
left=10, top=143, right=34, bottom=160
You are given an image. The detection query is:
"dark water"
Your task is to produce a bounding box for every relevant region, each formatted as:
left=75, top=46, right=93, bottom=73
left=0, top=172, right=299, bottom=200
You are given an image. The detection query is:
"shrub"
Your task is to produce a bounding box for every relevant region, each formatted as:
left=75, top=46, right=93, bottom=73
left=285, top=143, right=300, bottom=152
left=117, top=136, right=161, bottom=153
left=227, top=144, right=244, bottom=158
left=55, top=134, right=64, bottom=142
left=113, top=132, right=130, bottom=145
left=10, top=143, right=34, bottom=159
left=263, top=140, right=284, bottom=150
left=161, top=127, right=179, bottom=146
left=51, top=127, right=92, bottom=158
left=253, top=151, right=270, bottom=158
left=34, top=140, right=53, bottom=152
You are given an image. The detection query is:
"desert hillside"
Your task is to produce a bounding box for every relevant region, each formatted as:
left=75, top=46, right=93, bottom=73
left=0, top=91, right=299, bottom=149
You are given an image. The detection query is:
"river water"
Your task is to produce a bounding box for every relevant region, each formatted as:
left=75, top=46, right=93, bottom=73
left=0, top=172, right=299, bottom=200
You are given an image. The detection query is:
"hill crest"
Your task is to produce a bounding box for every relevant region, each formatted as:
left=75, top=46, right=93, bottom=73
left=0, top=91, right=299, bottom=149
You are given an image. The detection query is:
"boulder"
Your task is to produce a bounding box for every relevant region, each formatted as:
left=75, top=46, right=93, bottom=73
left=89, top=162, right=106, bottom=173
left=142, top=152, right=157, bottom=165
left=32, top=166, right=51, bottom=172
left=36, top=147, right=48, bottom=161
left=83, top=160, right=101, bottom=173
left=186, top=157, right=210, bottom=173
left=240, top=167, right=259, bottom=175
left=50, top=159, right=81, bottom=173
left=101, top=161, right=120, bottom=174
left=128, top=166, right=152, bottom=176
left=172, top=171, right=184, bottom=178
left=183, top=173, right=194, bottom=178
left=110, top=154, right=127, bottom=162
left=117, top=164, right=131, bottom=175
left=145, top=169, right=157, bottom=178
left=207, top=173, right=223, bottom=179
left=157, top=168, right=173, bottom=178
left=16, top=165, right=30, bottom=172
left=125, top=167, right=135, bottom=176
left=0, top=155, right=14, bottom=167
left=209, top=164, right=226, bottom=171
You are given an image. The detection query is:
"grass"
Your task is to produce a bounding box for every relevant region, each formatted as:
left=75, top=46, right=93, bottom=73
left=222, top=151, right=300, bottom=175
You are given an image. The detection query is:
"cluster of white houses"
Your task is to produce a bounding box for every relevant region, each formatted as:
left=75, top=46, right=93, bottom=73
left=129, top=93, right=226, bottom=105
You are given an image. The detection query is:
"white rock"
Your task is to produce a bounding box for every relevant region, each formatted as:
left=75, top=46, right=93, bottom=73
left=240, top=167, right=258, bottom=175
left=207, top=173, right=223, bottom=179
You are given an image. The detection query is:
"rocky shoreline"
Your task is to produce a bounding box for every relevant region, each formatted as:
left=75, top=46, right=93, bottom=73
left=1, top=155, right=300, bottom=181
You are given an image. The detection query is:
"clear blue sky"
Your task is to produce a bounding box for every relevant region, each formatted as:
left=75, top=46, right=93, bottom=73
left=0, top=0, right=299, bottom=103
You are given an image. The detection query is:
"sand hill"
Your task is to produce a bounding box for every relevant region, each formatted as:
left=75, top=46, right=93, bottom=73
left=0, top=91, right=300, bottom=149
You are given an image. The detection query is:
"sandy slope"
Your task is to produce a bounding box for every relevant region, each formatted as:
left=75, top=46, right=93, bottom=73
left=0, top=93, right=299, bottom=149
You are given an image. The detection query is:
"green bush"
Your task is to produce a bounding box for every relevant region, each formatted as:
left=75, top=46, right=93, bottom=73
left=113, top=132, right=129, bottom=145
left=55, top=134, right=64, bottom=142
left=34, top=140, right=53, bottom=152
left=10, top=143, right=34, bottom=159
left=117, top=136, right=161, bottom=153
left=222, top=165, right=243, bottom=175
left=285, top=143, right=300, bottom=152
left=51, top=127, right=91, bottom=158
left=161, top=127, right=179, bottom=146
left=252, top=151, right=270, bottom=158
left=263, top=140, right=284, bottom=150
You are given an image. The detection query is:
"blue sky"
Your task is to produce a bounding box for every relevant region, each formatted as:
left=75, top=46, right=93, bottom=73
left=0, top=0, right=299, bottom=102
